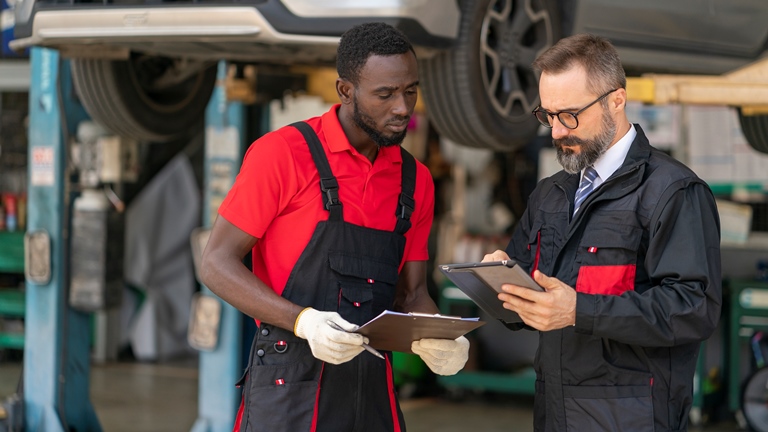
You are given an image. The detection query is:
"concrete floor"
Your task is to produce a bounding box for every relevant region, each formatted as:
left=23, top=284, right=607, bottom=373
left=0, top=357, right=746, bottom=432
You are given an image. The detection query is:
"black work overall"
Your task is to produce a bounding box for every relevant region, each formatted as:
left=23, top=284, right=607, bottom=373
left=238, top=122, right=416, bottom=432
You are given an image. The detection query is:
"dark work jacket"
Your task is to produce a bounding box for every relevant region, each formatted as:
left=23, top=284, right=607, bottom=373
left=506, top=125, right=722, bottom=432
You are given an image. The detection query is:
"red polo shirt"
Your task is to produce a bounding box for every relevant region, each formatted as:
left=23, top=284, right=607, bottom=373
left=218, top=104, right=434, bottom=296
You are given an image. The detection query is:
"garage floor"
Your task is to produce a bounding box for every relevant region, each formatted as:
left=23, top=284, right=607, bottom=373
left=0, top=357, right=744, bottom=432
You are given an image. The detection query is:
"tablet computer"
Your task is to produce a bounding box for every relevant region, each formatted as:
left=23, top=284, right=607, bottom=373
left=438, top=260, right=543, bottom=325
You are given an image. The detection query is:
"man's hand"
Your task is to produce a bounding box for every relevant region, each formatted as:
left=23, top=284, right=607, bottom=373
left=294, top=308, right=365, bottom=364
left=498, top=270, right=577, bottom=331
left=411, top=336, right=469, bottom=376
left=482, top=250, right=511, bottom=263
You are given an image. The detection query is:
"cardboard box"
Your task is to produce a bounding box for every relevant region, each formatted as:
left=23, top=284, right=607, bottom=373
left=716, top=199, right=753, bottom=244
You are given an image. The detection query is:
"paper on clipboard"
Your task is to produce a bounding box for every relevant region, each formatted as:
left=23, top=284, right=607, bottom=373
left=438, top=260, right=543, bottom=326
left=355, top=310, right=485, bottom=354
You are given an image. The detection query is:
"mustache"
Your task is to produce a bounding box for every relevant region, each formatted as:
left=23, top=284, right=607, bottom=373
left=388, top=116, right=410, bottom=125
left=554, top=136, right=588, bottom=148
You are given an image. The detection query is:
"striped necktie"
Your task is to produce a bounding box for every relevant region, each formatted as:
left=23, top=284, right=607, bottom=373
left=574, top=167, right=598, bottom=215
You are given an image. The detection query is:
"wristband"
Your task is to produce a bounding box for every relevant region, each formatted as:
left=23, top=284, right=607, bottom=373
left=293, top=307, right=312, bottom=336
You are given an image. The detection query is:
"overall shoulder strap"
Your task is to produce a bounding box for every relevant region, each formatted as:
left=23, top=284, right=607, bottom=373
left=290, top=121, right=342, bottom=221
left=395, top=147, right=417, bottom=235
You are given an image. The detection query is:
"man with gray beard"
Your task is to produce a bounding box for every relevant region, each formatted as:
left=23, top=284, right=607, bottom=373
left=483, top=33, right=721, bottom=432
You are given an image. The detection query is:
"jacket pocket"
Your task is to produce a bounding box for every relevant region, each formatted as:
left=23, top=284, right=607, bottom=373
left=562, top=384, right=654, bottom=432
left=576, top=265, right=636, bottom=295
left=576, top=224, right=641, bottom=295
left=527, top=221, right=556, bottom=274
left=527, top=228, right=542, bottom=275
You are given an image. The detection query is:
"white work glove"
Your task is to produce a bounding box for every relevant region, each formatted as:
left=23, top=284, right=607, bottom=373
left=294, top=308, right=366, bottom=364
left=411, top=336, right=470, bottom=376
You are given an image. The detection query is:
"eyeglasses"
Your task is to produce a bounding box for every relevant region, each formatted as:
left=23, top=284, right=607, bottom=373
left=532, top=89, right=618, bottom=130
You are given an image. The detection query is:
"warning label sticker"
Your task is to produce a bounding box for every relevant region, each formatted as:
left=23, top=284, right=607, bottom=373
left=30, top=146, right=55, bottom=186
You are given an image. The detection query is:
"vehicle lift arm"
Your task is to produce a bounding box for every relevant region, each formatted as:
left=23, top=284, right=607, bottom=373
left=626, top=56, right=768, bottom=115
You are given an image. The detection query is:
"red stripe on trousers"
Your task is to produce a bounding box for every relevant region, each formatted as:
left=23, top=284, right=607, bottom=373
left=232, top=397, right=244, bottom=432
left=386, top=353, right=401, bottom=432
left=310, top=363, right=325, bottom=432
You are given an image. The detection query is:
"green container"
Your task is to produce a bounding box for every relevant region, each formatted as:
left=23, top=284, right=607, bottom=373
left=0, top=231, right=24, bottom=274
left=392, top=351, right=427, bottom=387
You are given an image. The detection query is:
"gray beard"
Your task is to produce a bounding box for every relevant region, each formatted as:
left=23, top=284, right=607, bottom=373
left=554, top=110, right=617, bottom=174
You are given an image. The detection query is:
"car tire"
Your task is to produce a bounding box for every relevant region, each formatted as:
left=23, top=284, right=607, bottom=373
left=741, top=365, right=768, bottom=432
left=420, top=0, right=560, bottom=151
left=738, top=109, right=768, bottom=154
left=70, top=55, right=217, bottom=143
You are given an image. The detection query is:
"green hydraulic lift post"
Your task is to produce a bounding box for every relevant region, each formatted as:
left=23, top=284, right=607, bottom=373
left=191, top=60, right=246, bottom=432
left=728, top=282, right=768, bottom=417
left=436, top=286, right=536, bottom=395
left=24, top=47, right=101, bottom=431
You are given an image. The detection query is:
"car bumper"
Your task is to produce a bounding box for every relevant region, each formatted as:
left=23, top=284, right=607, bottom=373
left=11, top=7, right=336, bottom=57
left=11, top=0, right=459, bottom=60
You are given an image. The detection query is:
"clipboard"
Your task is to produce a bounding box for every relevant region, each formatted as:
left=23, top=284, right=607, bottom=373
left=355, top=310, right=485, bottom=354
left=438, top=260, right=543, bottom=325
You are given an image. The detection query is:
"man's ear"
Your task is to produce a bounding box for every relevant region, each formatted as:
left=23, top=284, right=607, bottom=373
left=612, top=88, right=627, bottom=112
left=337, top=78, right=353, bottom=105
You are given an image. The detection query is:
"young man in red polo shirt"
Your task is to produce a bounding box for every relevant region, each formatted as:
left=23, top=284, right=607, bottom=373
left=200, top=22, right=470, bottom=432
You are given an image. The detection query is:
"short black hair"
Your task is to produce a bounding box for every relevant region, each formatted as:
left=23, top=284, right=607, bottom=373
left=337, top=22, right=415, bottom=85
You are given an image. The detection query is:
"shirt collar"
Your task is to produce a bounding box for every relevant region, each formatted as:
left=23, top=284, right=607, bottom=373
left=321, top=104, right=402, bottom=164
left=587, top=123, right=636, bottom=184
left=321, top=104, right=352, bottom=153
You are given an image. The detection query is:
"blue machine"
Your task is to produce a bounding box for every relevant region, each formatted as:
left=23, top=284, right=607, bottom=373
left=191, top=61, right=247, bottom=432
left=24, top=51, right=248, bottom=430
left=24, top=47, right=100, bottom=431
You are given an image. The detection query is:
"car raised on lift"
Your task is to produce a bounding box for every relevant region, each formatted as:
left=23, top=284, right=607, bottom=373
left=11, top=0, right=768, bottom=152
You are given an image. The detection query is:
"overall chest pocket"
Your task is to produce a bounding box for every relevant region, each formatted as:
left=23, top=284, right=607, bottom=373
left=337, top=283, right=374, bottom=325
left=575, top=224, right=642, bottom=296
left=328, top=252, right=399, bottom=325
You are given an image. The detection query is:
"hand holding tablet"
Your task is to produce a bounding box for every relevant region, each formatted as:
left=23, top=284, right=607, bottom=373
left=439, top=260, right=543, bottom=326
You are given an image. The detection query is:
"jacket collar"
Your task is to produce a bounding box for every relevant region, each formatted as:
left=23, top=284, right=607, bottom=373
left=618, top=124, right=652, bottom=174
